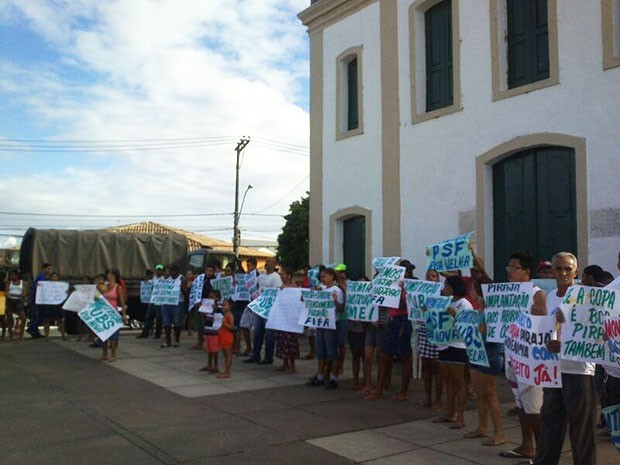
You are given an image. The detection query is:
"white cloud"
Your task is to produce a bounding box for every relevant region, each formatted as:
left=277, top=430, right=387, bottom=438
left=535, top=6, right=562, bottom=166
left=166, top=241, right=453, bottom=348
left=0, top=0, right=310, bottom=242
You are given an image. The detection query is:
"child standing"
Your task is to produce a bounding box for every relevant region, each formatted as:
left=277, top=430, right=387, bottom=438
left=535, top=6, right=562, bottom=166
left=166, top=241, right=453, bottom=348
left=201, top=290, right=222, bottom=374
left=217, top=299, right=235, bottom=378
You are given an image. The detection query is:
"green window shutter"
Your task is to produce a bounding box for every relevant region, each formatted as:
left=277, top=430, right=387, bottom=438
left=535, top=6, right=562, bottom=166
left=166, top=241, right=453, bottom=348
left=347, top=57, right=359, bottom=131
left=507, top=0, right=549, bottom=89
left=343, top=216, right=365, bottom=280
left=425, top=0, right=453, bottom=112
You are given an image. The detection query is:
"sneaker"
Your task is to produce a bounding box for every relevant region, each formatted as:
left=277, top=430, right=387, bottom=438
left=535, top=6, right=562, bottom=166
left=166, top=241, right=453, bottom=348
left=160, top=343, right=170, bottom=348
left=243, top=358, right=258, bottom=364
left=325, top=379, right=338, bottom=390
left=306, top=376, right=324, bottom=387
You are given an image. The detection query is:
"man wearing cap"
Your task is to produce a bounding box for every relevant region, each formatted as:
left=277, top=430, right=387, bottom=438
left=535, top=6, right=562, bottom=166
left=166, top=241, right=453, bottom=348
left=137, top=265, right=164, bottom=339
left=536, top=261, right=554, bottom=279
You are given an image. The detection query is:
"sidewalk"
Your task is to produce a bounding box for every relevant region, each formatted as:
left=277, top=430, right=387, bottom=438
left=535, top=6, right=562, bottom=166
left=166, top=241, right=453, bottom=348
left=1, top=333, right=617, bottom=464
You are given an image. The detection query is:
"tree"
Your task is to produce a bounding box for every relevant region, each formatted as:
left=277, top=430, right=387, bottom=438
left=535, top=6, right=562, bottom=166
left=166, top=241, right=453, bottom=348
left=277, top=193, right=309, bottom=270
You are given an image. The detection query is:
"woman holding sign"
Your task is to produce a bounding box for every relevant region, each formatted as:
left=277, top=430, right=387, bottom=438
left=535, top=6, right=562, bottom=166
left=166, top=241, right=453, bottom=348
left=101, top=269, right=128, bottom=362
left=275, top=267, right=300, bottom=374
left=434, top=276, right=472, bottom=430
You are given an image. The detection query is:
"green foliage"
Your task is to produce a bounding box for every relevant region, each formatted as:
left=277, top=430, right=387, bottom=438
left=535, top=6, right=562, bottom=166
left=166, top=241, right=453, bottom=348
left=277, top=193, right=309, bottom=271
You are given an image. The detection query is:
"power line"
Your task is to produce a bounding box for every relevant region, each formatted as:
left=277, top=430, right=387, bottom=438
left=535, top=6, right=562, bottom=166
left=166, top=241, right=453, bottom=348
left=0, top=211, right=283, bottom=218
left=253, top=175, right=309, bottom=214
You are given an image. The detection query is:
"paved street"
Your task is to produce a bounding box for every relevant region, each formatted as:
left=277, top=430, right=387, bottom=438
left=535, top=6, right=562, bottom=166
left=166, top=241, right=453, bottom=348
left=1, top=332, right=617, bottom=465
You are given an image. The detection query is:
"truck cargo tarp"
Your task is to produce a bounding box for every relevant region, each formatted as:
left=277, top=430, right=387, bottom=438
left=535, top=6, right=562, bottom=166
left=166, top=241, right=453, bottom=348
left=20, top=228, right=188, bottom=280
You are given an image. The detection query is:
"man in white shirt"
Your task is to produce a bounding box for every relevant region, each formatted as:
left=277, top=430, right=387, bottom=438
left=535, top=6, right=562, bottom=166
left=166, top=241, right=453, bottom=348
left=534, top=252, right=597, bottom=465
left=244, top=256, right=282, bottom=364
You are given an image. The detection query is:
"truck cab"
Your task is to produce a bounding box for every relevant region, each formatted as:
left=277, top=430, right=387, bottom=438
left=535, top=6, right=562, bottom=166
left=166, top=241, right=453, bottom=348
left=187, top=248, right=237, bottom=273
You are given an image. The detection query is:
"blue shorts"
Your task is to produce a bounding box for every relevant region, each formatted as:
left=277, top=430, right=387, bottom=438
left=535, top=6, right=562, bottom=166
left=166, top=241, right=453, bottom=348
left=336, top=319, right=348, bottom=347
left=161, top=304, right=183, bottom=327
left=381, top=314, right=413, bottom=358
left=315, top=328, right=338, bottom=362
left=471, top=342, right=503, bottom=375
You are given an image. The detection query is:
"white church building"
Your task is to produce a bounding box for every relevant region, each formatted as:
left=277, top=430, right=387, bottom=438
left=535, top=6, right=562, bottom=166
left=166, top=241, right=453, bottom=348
left=299, top=0, right=620, bottom=281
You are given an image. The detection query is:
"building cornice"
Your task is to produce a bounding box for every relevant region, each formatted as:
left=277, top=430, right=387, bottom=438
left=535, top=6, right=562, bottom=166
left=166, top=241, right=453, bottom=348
left=298, top=0, right=378, bottom=35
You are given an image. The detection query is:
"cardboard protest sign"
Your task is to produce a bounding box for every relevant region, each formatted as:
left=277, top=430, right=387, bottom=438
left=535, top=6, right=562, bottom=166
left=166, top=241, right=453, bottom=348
left=198, top=298, right=215, bottom=314
left=345, top=281, right=377, bottom=322
left=602, top=404, right=620, bottom=452
left=247, top=288, right=279, bottom=319
left=247, top=272, right=260, bottom=300
left=0, top=292, right=5, bottom=316
left=188, top=274, right=205, bottom=308
left=35, top=281, right=69, bottom=305
left=62, top=285, right=97, bottom=312
left=150, top=278, right=180, bottom=305
left=455, top=310, right=489, bottom=367
left=266, top=287, right=306, bottom=333
left=233, top=273, right=251, bottom=301
left=299, top=290, right=336, bottom=329
left=505, top=313, right=561, bottom=388
left=426, top=232, right=473, bottom=272
left=372, top=256, right=401, bottom=272
left=403, top=279, right=442, bottom=322
left=372, top=265, right=405, bottom=308
left=605, top=316, right=620, bottom=369
left=425, top=296, right=458, bottom=345
left=78, top=297, right=123, bottom=342
left=482, top=282, right=533, bottom=343
left=140, top=280, right=154, bottom=304
left=560, top=285, right=620, bottom=365
left=212, top=276, right=234, bottom=300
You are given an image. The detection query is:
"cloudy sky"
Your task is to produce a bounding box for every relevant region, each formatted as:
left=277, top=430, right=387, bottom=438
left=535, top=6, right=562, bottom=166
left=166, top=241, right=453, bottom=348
left=0, top=0, right=311, bottom=248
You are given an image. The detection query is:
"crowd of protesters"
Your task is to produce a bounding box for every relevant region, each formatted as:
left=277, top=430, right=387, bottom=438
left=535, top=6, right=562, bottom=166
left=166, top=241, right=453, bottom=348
left=2, top=247, right=619, bottom=465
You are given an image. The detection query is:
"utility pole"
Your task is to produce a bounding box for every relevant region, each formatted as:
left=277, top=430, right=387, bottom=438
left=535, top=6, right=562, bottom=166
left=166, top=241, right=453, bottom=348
left=233, top=137, right=250, bottom=259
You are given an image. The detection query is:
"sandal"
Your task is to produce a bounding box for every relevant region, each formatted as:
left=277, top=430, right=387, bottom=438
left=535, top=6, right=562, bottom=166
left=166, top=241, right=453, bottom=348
left=464, top=431, right=488, bottom=439
left=483, top=438, right=507, bottom=447
left=216, top=373, right=230, bottom=379
left=499, top=450, right=532, bottom=459
left=432, top=416, right=456, bottom=424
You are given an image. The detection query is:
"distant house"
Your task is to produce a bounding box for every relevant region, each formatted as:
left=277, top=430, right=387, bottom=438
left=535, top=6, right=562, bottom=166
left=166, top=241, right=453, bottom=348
left=106, top=221, right=274, bottom=270
left=299, top=0, right=620, bottom=280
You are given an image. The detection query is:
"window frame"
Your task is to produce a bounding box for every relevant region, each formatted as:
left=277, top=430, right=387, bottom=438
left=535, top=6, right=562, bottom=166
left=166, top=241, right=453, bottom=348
left=409, top=0, right=462, bottom=124
left=490, top=0, right=559, bottom=101
left=336, top=46, right=364, bottom=140
left=602, top=0, right=620, bottom=70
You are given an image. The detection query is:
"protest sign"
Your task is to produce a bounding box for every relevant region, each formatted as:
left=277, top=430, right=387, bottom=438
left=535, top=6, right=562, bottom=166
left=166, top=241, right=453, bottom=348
left=372, top=265, right=405, bottom=308
left=198, top=298, right=215, bottom=314
left=247, top=273, right=260, bottom=300
left=188, top=274, right=204, bottom=308
left=212, top=276, right=234, bottom=300
left=35, top=281, right=69, bottom=305
left=233, top=273, right=251, bottom=301
left=455, top=310, right=489, bottom=367
left=150, top=279, right=180, bottom=305
left=425, top=296, right=458, bottom=345
left=307, top=267, right=320, bottom=287
left=426, top=232, right=473, bottom=272
left=0, top=292, right=5, bottom=316
left=299, top=290, right=336, bottom=329
left=559, top=285, right=620, bottom=365
left=403, top=279, right=442, bottom=322
left=504, top=313, right=561, bottom=388
left=605, top=316, right=620, bottom=369
left=247, top=288, right=279, bottom=319
left=345, top=281, right=377, bottom=322
left=266, top=287, right=306, bottom=333
left=62, top=285, right=97, bottom=312
left=482, top=282, right=533, bottom=343
left=78, top=297, right=123, bottom=342
left=372, top=256, right=401, bottom=271
left=602, top=404, right=620, bottom=452
left=140, top=280, right=154, bottom=304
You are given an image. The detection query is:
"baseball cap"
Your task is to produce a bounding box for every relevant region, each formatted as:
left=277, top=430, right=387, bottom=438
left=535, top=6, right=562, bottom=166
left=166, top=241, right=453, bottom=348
left=334, top=263, right=347, bottom=271
left=537, top=260, right=552, bottom=272
left=155, top=264, right=164, bottom=270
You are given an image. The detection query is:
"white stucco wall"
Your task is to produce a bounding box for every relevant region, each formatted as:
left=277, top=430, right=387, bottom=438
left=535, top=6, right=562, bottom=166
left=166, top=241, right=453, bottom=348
left=321, top=2, right=384, bottom=263
left=395, top=0, right=620, bottom=275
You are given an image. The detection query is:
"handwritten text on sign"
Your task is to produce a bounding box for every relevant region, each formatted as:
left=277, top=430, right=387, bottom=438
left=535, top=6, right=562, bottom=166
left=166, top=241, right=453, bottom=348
left=403, top=279, right=442, bottom=322
left=150, top=279, right=180, bottom=306
left=482, top=282, right=533, bottom=343
left=560, top=285, right=620, bottom=365
left=426, top=232, right=473, bottom=272
left=372, top=256, right=401, bottom=271
left=345, top=281, right=377, bottom=322
left=35, top=281, right=69, bottom=305
left=605, top=317, right=620, bottom=369
left=602, top=403, right=620, bottom=452
left=247, top=288, right=279, bottom=319
left=299, top=290, right=336, bottom=329
left=140, top=280, right=154, bottom=304
left=62, top=285, right=97, bottom=312
left=505, top=313, right=561, bottom=388
left=78, top=298, right=123, bottom=342
left=455, top=310, right=489, bottom=367
left=212, top=276, right=235, bottom=300
left=372, top=265, right=405, bottom=308
left=425, top=296, right=458, bottom=345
